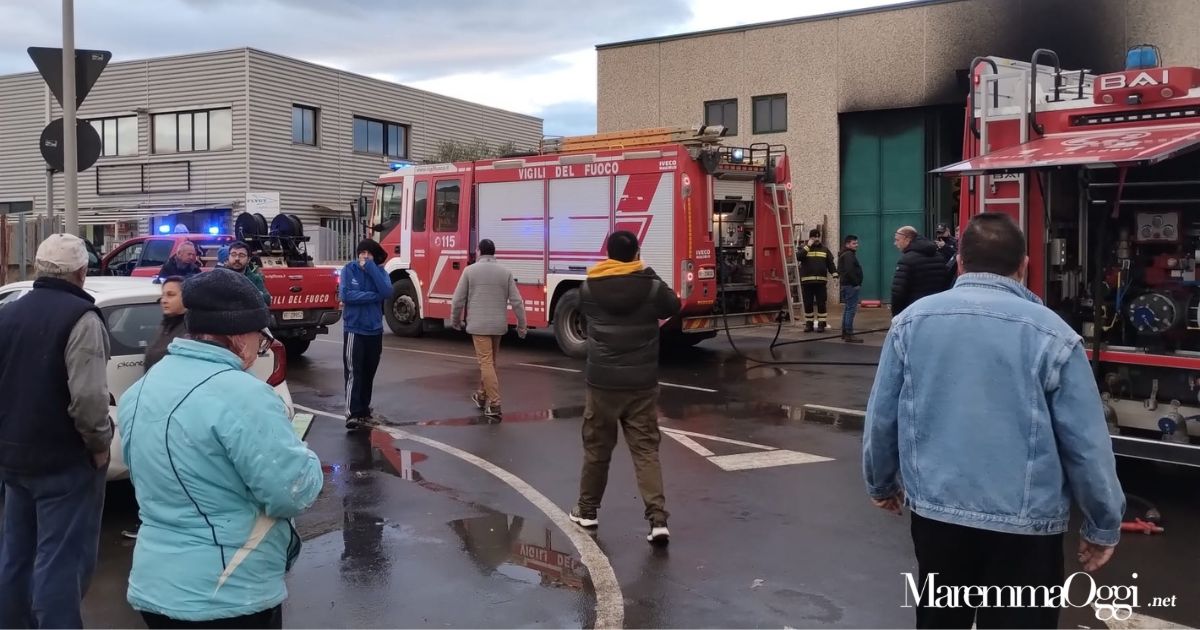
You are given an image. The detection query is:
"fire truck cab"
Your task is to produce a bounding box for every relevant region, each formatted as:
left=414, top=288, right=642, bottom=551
left=365, top=126, right=802, bottom=358
left=936, top=45, right=1200, bottom=466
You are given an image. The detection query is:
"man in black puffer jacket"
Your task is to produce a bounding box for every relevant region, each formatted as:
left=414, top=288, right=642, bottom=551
left=891, top=226, right=952, bottom=315
left=568, top=231, right=680, bottom=545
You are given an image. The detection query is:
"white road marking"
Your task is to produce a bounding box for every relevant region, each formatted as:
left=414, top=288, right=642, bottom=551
left=708, top=450, right=834, bottom=471
left=518, top=362, right=582, bottom=373
left=1096, top=606, right=1190, bottom=629
left=802, top=404, right=866, bottom=417
left=378, top=427, right=624, bottom=629
left=661, top=427, right=834, bottom=471
left=658, top=381, right=718, bottom=393
left=661, top=427, right=775, bottom=451
left=292, top=404, right=342, bottom=420
left=661, top=432, right=715, bottom=457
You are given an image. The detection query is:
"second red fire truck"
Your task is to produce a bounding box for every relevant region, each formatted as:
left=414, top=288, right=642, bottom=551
left=936, top=44, right=1200, bottom=466
left=364, top=126, right=804, bottom=358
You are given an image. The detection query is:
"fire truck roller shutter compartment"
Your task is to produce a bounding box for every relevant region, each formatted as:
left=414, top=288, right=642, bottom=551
left=549, top=177, right=611, bottom=274
left=478, top=180, right=547, bottom=287
left=614, top=172, right=675, bottom=289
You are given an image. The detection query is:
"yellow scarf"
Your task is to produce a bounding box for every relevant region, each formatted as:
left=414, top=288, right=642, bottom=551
left=587, top=259, right=644, bottom=278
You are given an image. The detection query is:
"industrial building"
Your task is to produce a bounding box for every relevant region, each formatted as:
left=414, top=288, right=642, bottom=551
left=596, top=0, right=1200, bottom=301
left=0, top=47, right=541, bottom=257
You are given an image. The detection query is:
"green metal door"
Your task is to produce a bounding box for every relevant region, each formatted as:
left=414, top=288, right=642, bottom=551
left=839, top=111, right=927, bottom=302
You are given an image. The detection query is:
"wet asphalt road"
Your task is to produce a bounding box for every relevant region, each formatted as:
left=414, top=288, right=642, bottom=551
left=78, top=325, right=1200, bottom=628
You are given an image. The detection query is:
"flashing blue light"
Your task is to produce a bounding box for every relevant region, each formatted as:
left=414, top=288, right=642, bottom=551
left=1126, top=45, right=1160, bottom=70
left=207, top=226, right=220, bottom=235
left=389, top=160, right=413, bottom=170
left=158, top=224, right=171, bottom=234
left=731, top=148, right=745, bottom=163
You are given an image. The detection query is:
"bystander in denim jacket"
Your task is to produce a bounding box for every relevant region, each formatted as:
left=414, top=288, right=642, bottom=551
left=863, top=272, right=1125, bottom=545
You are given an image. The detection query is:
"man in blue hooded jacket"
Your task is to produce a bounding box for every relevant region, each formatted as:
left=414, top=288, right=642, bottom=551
left=340, top=239, right=393, bottom=430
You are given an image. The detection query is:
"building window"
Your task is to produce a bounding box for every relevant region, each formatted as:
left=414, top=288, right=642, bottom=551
left=752, top=94, right=787, bottom=134
left=153, top=108, right=232, bottom=154
left=412, top=181, right=428, bottom=232
left=704, top=99, right=738, bottom=136
left=292, top=105, right=317, bottom=145
left=352, top=116, right=408, bottom=158
left=88, top=116, right=138, bottom=157
left=433, top=180, right=460, bottom=232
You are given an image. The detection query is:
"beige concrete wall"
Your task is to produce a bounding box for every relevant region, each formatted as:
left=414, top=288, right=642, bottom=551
left=597, top=0, right=1200, bottom=243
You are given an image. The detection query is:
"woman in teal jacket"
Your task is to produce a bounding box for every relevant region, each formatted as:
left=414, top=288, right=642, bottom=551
left=119, top=268, right=324, bottom=628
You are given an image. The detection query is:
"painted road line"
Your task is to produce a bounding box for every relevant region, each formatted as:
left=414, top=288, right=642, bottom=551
left=802, top=404, right=866, bottom=417
left=313, top=338, right=477, bottom=361
left=658, top=381, right=718, bottom=393
left=661, top=427, right=776, bottom=451
left=379, top=427, right=624, bottom=629
left=708, top=450, right=834, bottom=471
left=293, top=404, right=342, bottom=421
left=661, top=427, right=835, bottom=471
left=518, top=362, right=582, bottom=373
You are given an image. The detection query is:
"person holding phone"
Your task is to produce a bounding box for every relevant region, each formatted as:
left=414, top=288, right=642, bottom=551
left=339, top=239, right=393, bottom=430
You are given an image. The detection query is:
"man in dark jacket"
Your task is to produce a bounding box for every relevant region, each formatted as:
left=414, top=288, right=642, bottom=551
left=156, top=240, right=201, bottom=281
left=569, top=231, right=681, bottom=545
left=0, top=234, right=112, bottom=628
left=797, top=228, right=838, bottom=332
left=838, top=235, right=864, bottom=343
left=891, top=226, right=951, bottom=316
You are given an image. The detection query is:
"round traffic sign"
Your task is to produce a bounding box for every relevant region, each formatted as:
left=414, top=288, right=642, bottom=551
left=39, top=117, right=102, bottom=173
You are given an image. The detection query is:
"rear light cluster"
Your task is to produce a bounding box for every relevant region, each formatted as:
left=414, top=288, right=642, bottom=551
left=267, top=340, right=287, bottom=387
left=680, top=259, right=695, bottom=300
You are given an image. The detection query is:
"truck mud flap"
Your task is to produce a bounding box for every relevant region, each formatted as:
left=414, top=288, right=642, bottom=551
left=1111, top=434, right=1200, bottom=468
left=682, top=311, right=779, bottom=333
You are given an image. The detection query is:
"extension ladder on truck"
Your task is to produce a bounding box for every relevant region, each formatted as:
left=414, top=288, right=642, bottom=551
left=766, top=183, right=804, bottom=325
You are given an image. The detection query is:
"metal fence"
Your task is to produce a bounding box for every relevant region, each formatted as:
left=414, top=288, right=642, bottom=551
left=321, top=218, right=359, bottom=262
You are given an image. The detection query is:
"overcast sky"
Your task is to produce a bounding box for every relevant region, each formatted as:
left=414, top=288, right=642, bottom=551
left=0, top=0, right=904, bottom=136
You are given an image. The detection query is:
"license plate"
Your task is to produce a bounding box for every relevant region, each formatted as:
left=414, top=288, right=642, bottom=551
left=282, top=310, right=304, bottom=321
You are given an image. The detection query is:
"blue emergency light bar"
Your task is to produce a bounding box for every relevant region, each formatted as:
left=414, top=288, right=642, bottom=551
left=1126, top=44, right=1161, bottom=70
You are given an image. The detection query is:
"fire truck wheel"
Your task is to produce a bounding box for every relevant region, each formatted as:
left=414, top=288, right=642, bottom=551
left=553, top=288, right=587, bottom=359
left=282, top=338, right=310, bottom=358
left=386, top=279, right=423, bottom=337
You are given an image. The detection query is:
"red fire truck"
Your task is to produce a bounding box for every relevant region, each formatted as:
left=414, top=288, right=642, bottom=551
left=364, top=126, right=803, bottom=357
left=935, top=45, right=1200, bottom=466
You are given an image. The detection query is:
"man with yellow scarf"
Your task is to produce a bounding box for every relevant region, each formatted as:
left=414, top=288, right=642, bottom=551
left=567, top=231, right=681, bottom=545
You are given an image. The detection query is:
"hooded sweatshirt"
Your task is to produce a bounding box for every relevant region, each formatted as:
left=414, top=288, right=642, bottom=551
left=580, top=259, right=681, bottom=390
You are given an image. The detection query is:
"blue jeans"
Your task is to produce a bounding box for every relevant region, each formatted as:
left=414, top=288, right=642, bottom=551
left=841, top=285, right=861, bottom=335
left=0, top=460, right=107, bottom=629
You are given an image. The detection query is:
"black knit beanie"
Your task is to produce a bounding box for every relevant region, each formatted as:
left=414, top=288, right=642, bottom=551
left=183, top=268, right=271, bottom=335
left=357, top=239, right=387, bottom=266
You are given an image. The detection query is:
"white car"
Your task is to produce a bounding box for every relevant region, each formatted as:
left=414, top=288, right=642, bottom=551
left=0, top=277, right=294, bottom=481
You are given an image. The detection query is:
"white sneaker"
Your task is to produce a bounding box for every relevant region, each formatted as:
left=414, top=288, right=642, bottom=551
left=647, top=524, right=670, bottom=544
left=569, top=507, right=599, bottom=528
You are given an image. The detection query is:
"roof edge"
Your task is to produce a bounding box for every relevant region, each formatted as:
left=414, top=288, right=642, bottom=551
left=596, top=0, right=961, bottom=50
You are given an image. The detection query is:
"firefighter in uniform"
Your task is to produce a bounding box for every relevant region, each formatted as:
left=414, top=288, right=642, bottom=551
left=797, top=228, right=838, bottom=332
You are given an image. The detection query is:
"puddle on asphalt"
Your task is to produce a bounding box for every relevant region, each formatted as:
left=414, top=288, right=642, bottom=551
left=450, top=512, right=589, bottom=592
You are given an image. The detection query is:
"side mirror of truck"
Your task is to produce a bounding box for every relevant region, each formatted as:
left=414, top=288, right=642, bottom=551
left=355, top=196, right=369, bottom=220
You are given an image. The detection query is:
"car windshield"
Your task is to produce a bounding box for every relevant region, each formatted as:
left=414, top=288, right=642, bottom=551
left=103, top=303, right=163, bottom=355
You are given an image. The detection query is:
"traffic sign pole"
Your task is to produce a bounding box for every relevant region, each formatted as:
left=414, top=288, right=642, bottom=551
left=61, top=0, right=77, bottom=235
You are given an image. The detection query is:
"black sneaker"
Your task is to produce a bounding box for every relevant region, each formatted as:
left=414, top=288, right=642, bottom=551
left=804, top=322, right=815, bottom=332
left=817, top=323, right=827, bottom=333
left=484, top=405, right=502, bottom=419
left=647, top=523, right=670, bottom=545
left=471, top=391, right=485, bottom=409
left=843, top=334, right=864, bottom=344
left=345, top=416, right=363, bottom=430
left=569, top=506, right=598, bottom=529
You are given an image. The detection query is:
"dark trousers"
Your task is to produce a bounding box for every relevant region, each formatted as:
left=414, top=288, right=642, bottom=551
left=577, top=386, right=668, bottom=524
left=0, top=460, right=107, bottom=629
left=841, top=284, right=861, bottom=334
left=141, top=604, right=282, bottom=629
left=909, top=512, right=1064, bottom=629
left=343, top=331, right=383, bottom=419
left=801, top=282, right=828, bottom=325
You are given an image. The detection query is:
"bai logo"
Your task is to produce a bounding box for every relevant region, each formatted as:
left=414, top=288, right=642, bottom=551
left=1100, top=70, right=1170, bottom=91
left=902, top=572, right=1143, bottom=621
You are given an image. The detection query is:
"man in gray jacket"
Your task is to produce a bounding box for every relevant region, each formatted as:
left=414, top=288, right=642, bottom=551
left=450, top=239, right=527, bottom=419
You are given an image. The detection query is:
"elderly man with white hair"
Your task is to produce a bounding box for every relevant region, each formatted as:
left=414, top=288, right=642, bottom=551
left=0, top=233, right=112, bottom=628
